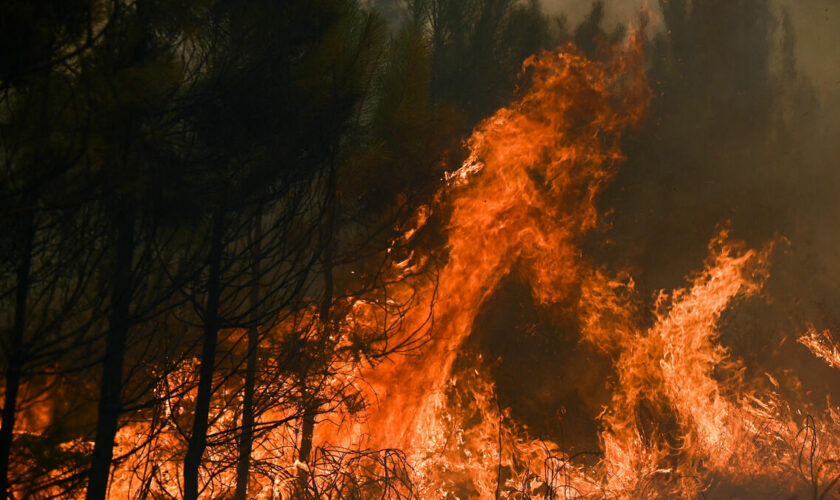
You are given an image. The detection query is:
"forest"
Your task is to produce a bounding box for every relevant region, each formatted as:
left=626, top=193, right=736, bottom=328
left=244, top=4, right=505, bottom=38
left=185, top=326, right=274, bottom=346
left=2, top=0, right=840, bottom=498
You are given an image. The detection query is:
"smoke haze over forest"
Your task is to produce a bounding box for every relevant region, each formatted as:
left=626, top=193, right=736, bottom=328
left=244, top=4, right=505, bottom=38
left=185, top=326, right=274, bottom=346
left=542, top=0, right=840, bottom=94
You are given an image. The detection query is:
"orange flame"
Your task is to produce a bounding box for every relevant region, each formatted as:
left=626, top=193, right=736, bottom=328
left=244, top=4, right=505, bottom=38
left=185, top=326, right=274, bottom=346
left=320, top=38, right=650, bottom=497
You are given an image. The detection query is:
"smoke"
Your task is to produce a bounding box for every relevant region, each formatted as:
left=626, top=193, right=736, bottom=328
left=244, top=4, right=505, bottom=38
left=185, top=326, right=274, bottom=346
left=542, top=0, right=647, bottom=28
left=779, top=0, right=840, bottom=95
left=543, top=0, right=840, bottom=100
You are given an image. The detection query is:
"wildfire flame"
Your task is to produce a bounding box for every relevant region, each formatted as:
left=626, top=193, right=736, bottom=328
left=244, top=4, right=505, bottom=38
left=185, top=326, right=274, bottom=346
left=325, top=37, right=655, bottom=496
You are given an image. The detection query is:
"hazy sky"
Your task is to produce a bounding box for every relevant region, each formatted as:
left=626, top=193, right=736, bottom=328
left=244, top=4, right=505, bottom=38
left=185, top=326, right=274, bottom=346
left=543, top=0, right=840, bottom=99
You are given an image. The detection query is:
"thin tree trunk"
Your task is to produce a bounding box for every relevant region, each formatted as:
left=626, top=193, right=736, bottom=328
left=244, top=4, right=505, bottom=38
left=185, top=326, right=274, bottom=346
left=87, top=208, right=135, bottom=500
left=234, top=210, right=261, bottom=500
left=0, top=210, right=34, bottom=499
left=295, top=242, right=333, bottom=497
left=295, top=410, right=316, bottom=496
left=295, top=165, right=337, bottom=498
left=183, top=211, right=224, bottom=500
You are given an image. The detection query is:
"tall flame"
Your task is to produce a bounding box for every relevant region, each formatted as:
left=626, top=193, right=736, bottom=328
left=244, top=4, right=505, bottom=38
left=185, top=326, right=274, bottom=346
left=323, top=39, right=650, bottom=496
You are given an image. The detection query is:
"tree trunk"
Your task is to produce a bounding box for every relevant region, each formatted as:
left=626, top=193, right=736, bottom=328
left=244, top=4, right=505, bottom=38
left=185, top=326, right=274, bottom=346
left=295, top=241, right=333, bottom=497
left=295, top=166, right=337, bottom=498
left=234, top=211, right=261, bottom=500
left=295, top=410, right=316, bottom=496
left=0, top=210, right=34, bottom=499
left=87, top=208, right=135, bottom=500
left=183, top=211, right=224, bottom=500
